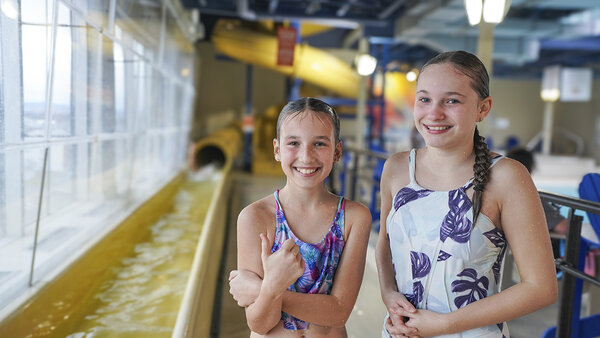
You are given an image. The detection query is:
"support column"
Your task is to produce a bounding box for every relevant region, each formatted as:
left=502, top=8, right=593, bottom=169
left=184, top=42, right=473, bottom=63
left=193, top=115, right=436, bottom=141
left=541, top=101, right=555, bottom=155
left=356, top=37, right=369, bottom=150
left=476, top=22, right=495, bottom=73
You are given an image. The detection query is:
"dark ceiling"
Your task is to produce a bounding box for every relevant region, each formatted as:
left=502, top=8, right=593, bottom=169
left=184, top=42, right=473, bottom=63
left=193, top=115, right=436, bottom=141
left=181, top=0, right=600, bottom=79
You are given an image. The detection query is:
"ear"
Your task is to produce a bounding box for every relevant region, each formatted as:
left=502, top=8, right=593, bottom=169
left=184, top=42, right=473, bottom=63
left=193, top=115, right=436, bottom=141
left=333, top=140, right=342, bottom=162
left=273, top=138, right=280, bottom=162
left=477, top=96, right=492, bottom=122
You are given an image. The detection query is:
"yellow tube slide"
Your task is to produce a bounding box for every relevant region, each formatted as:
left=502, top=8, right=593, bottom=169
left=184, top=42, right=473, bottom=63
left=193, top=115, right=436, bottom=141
left=212, top=20, right=360, bottom=99
left=188, top=123, right=242, bottom=170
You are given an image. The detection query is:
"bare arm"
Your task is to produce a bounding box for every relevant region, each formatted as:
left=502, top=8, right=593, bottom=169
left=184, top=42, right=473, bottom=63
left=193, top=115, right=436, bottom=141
left=375, top=154, right=419, bottom=337
left=236, top=204, right=304, bottom=335
left=403, top=159, right=558, bottom=336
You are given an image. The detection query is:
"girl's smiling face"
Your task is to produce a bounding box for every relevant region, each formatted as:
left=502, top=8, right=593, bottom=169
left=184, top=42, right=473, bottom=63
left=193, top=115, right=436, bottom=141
left=414, top=63, right=491, bottom=151
left=274, top=110, right=341, bottom=189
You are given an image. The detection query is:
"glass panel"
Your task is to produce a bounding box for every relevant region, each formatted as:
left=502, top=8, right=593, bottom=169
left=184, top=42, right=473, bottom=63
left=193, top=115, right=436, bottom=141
left=113, top=42, right=126, bottom=132
left=115, top=0, right=162, bottom=58
left=47, top=144, right=76, bottom=215
left=51, top=3, right=73, bottom=138
left=21, top=0, right=52, bottom=140
left=23, top=148, right=45, bottom=230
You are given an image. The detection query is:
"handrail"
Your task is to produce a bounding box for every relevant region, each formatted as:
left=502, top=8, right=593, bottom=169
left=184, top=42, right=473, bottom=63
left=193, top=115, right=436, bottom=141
left=539, top=190, right=600, bottom=215
left=539, top=190, right=599, bottom=338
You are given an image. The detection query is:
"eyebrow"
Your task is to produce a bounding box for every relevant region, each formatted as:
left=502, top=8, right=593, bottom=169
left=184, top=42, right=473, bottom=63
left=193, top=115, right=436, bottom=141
left=417, top=89, right=467, bottom=97
left=284, top=135, right=331, bottom=141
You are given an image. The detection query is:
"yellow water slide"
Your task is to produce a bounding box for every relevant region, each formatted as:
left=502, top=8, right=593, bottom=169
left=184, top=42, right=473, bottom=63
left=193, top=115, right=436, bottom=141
left=212, top=20, right=360, bottom=99
left=0, top=126, right=242, bottom=338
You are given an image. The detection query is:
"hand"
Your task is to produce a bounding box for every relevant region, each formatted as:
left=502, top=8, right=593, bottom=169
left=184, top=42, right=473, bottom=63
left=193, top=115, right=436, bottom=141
left=260, top=234, right=305, bottom=293
left=382, top=291, right=419, bottom=337
left=404, top=309, right=448, bottom=337
left=229, top=269, right=262, bottom=307
left=385, top=317, right=421, bottom=338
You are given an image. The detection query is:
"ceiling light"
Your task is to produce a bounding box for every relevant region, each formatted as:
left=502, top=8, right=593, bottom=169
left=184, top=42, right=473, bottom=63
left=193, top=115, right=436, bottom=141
left=465, top=0, right=482, bottom=26
left=356, top=54, right=377, bottom=76
left=406, top=69, right=418, bottom=82
left=465, top=0, right=511, bottom=25
left=483, top=0, right=507, bottom=24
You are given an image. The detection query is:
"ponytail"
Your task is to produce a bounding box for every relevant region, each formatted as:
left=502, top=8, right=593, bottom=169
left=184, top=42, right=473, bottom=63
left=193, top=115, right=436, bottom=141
left=472, top=126, right=491, bottom=223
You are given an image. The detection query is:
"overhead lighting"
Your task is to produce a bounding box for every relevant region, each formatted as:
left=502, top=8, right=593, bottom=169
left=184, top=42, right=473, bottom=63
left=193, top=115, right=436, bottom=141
left=465, top=0, right=510, bottom=25
left=483, top=0, right=507, bottom=23
left=540, top=65, right=561, bottom=102
left=406, top=69, right=418, bottom=82
left=356, top=54, right=377, bottom=76
left=465, top=0, right=483, bottom=26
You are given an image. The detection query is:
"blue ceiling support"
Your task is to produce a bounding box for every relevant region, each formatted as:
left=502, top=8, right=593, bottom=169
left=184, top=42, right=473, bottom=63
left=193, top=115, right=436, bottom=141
left=288, top=21, right=302, bottom=101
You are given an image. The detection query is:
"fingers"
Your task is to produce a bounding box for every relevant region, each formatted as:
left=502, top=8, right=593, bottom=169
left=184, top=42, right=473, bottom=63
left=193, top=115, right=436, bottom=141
left=386, top=316, right=419, bottom=337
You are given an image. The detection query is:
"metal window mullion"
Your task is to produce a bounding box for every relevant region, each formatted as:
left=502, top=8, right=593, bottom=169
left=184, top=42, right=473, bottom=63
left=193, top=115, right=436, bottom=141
left=71, top=6, right=88, bottom=202
left=2, top=1, right=24, bottom=236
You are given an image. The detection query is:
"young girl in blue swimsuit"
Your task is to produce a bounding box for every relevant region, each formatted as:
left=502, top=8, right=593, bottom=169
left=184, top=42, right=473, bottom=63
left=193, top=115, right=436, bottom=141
left=376, top=51, right=558, bottom=337
left=229, top=97, right=372, bottom=337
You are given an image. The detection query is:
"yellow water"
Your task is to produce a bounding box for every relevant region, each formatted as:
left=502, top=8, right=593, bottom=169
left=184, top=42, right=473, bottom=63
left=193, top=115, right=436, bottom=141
left=59, top=179, right=216, bottom=338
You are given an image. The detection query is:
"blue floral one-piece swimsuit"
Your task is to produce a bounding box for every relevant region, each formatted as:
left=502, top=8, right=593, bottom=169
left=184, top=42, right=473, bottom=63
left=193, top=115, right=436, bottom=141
left=383, top=149, right=510, bottom=338
left=272, top=190, right=346, bottom=330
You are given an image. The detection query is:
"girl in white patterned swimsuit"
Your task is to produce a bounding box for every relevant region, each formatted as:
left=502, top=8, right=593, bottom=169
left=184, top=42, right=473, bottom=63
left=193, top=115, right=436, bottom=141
left=375, top=51, right=558, bottom=337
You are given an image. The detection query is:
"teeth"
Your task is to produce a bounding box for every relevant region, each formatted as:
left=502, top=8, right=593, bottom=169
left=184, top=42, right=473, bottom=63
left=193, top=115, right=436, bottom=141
left=297, top=168, right=317, bottom=174
left=428, top=125, right=450, bottom=131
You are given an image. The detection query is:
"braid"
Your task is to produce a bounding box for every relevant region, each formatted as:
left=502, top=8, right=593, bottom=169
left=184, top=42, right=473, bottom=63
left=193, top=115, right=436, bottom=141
left=472, top=126, right=491, bottom=223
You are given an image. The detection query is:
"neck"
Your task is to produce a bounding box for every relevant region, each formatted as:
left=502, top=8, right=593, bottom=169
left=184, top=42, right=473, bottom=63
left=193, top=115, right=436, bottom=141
left=279, top=184, right=332, bottom=206
left=421, top=145, right=475, bottom=171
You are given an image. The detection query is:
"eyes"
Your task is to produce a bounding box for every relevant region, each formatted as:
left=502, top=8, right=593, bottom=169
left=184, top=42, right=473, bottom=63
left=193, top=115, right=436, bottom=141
left=286, top=141, right=329, bottom=147
left=417, top=97, right=461, bottom=104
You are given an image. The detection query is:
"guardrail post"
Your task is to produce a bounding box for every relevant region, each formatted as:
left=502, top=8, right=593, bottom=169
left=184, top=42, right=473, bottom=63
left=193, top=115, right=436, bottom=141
left=556, top=210, right=584, bottom=338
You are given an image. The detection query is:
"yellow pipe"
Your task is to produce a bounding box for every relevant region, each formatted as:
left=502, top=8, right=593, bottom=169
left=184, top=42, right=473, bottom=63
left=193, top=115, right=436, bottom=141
left=212, top=20, right=360, bottom=99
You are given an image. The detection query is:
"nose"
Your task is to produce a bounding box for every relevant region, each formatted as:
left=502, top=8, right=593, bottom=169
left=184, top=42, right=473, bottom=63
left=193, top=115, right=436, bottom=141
left=427, top=102, right=445, bottom=120
left=299, top=144, right=314, bottom=162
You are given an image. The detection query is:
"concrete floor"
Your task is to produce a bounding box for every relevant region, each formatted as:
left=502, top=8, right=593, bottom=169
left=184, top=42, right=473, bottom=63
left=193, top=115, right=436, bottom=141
left=213, top=172, right=600, bottom=337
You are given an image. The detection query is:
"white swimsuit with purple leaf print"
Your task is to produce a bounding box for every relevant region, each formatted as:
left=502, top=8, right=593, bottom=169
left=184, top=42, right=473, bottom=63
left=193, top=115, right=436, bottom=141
left=382, top=149, right=509, bottom=338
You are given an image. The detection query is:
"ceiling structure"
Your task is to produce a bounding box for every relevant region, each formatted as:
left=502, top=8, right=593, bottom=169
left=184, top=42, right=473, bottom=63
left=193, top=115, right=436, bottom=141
left=180, top=0, right=600, bottom=78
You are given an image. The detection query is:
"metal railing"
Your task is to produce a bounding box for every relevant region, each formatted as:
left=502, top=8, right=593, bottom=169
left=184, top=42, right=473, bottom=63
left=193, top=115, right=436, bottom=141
left=538, top=190, right=600, bottom=338
left=332, top=147, right=600, bottom=338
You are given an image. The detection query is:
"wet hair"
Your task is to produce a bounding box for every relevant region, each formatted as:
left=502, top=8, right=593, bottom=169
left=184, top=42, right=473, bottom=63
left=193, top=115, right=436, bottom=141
left=276, top=97, right=340, bottom=144
left=421, top=51, right=492, bottom=223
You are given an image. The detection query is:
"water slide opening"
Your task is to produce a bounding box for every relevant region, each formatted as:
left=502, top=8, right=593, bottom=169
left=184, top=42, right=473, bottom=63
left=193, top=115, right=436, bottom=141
left=195, top=145, right=226, bottom=169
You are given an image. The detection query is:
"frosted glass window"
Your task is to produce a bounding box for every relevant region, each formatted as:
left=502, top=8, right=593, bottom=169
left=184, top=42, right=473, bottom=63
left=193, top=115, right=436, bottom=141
left=47, top=144, right=76, bottom=214
left=21, top=1, right=51, bottom=140
left=23, top=148, right=45, bottom=230
left=51, top=3, right=73, bottom=137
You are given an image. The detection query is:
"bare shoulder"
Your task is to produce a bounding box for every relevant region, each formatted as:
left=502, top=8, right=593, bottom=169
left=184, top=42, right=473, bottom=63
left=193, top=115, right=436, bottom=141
left=237, top=194, right=276, bottom=234
left=381, top=151, right=411, bottom=195
left=344, top=199, right=372, bottom=225
left=488, top=156, right=533, bottom=189
left=342, top=198, right=372, bottom=241
left=383, top=151, right=410, bottom=173
left=487, top=156, right=538, bottom=205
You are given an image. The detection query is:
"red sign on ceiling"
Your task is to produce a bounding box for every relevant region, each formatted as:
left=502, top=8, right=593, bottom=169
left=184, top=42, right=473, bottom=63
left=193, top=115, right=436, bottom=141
left=277, top=26, right=297, bottom=66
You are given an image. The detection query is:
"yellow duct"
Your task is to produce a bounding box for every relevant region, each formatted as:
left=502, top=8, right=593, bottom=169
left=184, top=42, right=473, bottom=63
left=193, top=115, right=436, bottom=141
left=212, top=20, right=360, bottom=99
